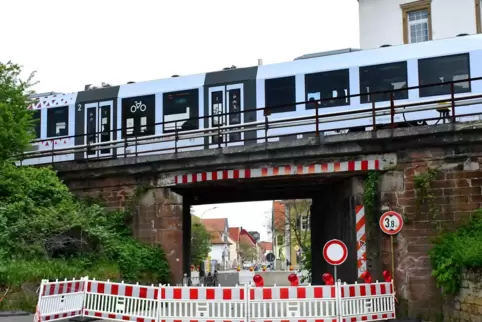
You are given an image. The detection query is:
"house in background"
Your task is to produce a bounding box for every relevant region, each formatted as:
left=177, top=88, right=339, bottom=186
left=359, top=0, right=481, bottom=49
left=272, top=201, right=288, bottom=269
left=229, top=227, right=241, bottom=268
left=259, top=241, right=273, bottom=260
left=238, top=228, right=263, bottom=263
left=248, top=231, right=261, bottom=242
left=201, top=218, right=231, bottom=269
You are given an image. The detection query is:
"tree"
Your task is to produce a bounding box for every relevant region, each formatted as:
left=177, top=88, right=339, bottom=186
left=0, top=61, right=37, bottom=162
left=268, top=199, right=312, bottom=254
left=0, top=61, right=170, bottom=311
left=268, top=199, right=312, bottom=280
left=239, top=241, right=257, bottom=262
left=190, top=213, right=211, bottom=265
left=285, top=199, right=312, bottom=254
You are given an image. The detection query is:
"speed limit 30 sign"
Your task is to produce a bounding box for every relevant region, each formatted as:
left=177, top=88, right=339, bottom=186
left=379, top=211, right=403, bottom=235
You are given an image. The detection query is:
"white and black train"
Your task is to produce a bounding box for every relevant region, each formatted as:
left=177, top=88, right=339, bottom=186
left=24, top=34, right=482, bottom=166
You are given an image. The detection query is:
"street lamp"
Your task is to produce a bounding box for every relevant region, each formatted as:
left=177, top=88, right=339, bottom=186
left=198, top=206, right=218, bottom=219
left=191, top=206, right=219, bottom=242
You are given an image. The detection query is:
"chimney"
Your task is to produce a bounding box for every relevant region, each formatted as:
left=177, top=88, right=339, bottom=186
left=258, top=59, right=263, bottom=66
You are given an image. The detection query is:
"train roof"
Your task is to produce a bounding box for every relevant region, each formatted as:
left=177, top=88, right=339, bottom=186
left=258, top=34, right=482, bottom=79
left=294, top=48, right=361, bottom=60
left=33, top=34, right=482, bottom=102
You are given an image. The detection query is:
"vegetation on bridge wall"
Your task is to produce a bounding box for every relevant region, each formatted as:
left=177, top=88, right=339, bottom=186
left=0, top=61, right=170, bottom=311
left=430, top=210, right=482, bottom=295
left=410, top=168, right=482, bottom=295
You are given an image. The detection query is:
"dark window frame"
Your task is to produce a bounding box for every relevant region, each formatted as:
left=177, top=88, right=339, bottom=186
left=418, top=53, right=471, bottom=98
left=304, top=69, right=350, bottom=109
left=162, top=88, right=200, bottom=133
left=359, top=61, right=409, bottom=104
left=121, top=94, right=156, bottom=139
left=46, top=106, right=69, bottom=138
left=32, top=109, right=41, bottom=139
left=265, top=76, right=297, bottom=114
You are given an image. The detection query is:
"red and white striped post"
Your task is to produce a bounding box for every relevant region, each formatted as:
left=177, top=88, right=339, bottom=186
left=355, top=205, right=367, bottom=279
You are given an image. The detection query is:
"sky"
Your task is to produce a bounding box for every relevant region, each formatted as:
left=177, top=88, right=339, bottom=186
left=192, top=201, right=274, bottom=242
left=1, top=0, right=359, bottom=239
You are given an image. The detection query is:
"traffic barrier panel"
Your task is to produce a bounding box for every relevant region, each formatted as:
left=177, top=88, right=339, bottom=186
left=160, top=285, right=247, bottom=322
left=83, top=279, right=160, bottom=322
left=36, top=277, right=87, bottom=322
left=248, top=285, right=339, bottom=322
left=35, top=277, right=396, bottom=322
left=339, top=281, right=396, bottom=321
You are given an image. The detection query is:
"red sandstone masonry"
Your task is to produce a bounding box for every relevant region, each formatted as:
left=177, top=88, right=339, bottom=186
left=66, top=178, right=184, bottom=284
left=377, top=151, right=482, bottom=318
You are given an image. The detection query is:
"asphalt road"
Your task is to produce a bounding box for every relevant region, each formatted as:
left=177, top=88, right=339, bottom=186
left=0, top=315, right=105, bottom=322
left=0, top=315, right=35, bottom=322
left=0, top=313, right=404, bottom=322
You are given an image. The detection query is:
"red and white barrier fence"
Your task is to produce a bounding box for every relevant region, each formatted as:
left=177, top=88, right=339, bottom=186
left=36, top=275, right=395, bottom=322
left=35, top=277, right=86, bottom=322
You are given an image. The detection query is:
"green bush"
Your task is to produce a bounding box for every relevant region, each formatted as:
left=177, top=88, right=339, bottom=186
left=429, top=209, right=482, bottom=295
left=0, top=165, right=170, bottom=311
left=0, top=61, right=171, bottom=311
left=0, top=260, right=120, bottom=287
left=300, top=247, right=312, bottom=283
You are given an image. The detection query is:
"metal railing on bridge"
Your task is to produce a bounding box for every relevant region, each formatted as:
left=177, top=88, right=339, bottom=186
left=19, top=77, right=482, bottom=165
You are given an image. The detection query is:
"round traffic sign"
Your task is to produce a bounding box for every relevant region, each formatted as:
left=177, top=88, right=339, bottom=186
left=323, top=239, right=348, bottom=266
left=379, top=211, right=404, bottom=235
left=265, top=252, right=275, bottom=262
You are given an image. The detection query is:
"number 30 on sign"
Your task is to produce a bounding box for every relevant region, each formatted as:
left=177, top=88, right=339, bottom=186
left=379, top=211, right=403, bottom=235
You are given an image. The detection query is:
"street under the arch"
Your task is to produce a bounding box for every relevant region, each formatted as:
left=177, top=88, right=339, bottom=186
left=173, top=172, right=366, bottom=285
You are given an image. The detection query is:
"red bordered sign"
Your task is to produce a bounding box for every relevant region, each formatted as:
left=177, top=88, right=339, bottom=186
left=379, top=211, right=404, bottom=235
left=323, top=239, right=348, bottom=266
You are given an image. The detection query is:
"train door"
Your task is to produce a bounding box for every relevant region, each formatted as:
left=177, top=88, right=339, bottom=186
left=84, top=100, right=113, bottom=158
left=208, top=84, right=244, bottom=145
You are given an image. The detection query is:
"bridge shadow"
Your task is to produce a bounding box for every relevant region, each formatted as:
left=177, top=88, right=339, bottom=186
left=173, top=173, right=366, bottom=285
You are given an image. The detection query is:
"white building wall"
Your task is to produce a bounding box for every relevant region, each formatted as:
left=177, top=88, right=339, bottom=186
left=359, top=0, right=478, bottom=49
left=228, top=237, right=238, bottom=268
left=208, top=244, right=225, bottom=262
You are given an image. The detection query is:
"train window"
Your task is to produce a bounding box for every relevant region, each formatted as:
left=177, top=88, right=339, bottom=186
left=359, top=61, right=408, bottom=104
left=47, top=106, right=69, bottom=138
left=418, top=53, right=471, bottom=97
left=305, top=69, right=350, bottom=109
left=32, top=110, right=41, bottom=139
left=163, top=89, right=199, bottom=133
left=265, top=76, right=296, bottom=114
left=121, top=94, right=156, bottom=138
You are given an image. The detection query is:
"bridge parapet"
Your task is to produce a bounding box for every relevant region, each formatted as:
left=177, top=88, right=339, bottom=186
left=57, top=121, right=482, bottom=186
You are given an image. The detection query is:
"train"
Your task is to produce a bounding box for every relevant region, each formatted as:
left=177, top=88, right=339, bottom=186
left=22, top=34, right=482, bottom=166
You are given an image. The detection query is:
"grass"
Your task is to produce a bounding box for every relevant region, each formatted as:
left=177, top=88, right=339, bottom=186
left=0, top=259, right=122, bottom=312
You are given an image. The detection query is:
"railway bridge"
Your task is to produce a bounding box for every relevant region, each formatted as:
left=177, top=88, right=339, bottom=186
left=49, top=120, right=482, bottom=317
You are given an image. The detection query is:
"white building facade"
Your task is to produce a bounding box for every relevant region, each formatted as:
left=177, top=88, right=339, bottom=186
left=359, top=0, right=481, bottom=49
left=208, top=244, right=230, bottom=268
